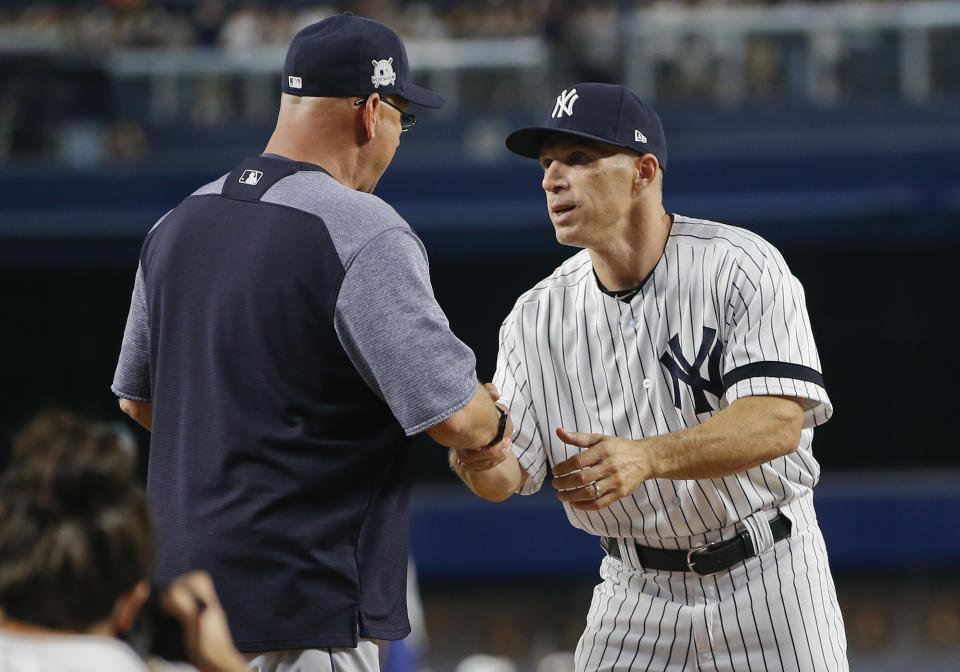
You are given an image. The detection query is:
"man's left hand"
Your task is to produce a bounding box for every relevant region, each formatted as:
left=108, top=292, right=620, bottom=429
left=551, top=427, right=654, bottom=510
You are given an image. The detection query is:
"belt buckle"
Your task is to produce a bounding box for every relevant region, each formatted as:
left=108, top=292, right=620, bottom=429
left=685, top=538, right=727, bottom=576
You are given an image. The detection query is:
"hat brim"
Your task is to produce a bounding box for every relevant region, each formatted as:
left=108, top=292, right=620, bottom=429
left=505, top=127, right=636, bottom=159
left=397, top=82, right=445, bottom=109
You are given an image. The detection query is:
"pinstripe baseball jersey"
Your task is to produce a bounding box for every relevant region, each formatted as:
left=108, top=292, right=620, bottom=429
left=492, top=214, right=832, bottom=543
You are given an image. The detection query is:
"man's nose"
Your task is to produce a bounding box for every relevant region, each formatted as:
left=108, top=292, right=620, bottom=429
left=542, top=162, right=567, bottom=193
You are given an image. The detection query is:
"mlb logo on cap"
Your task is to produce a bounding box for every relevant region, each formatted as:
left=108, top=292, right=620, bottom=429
left=506, top=83, right=668, bottom=170
left=287, top=76, right=302, bottom=89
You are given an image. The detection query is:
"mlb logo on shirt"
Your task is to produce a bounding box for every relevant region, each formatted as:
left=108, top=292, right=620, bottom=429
left=288, top=75, right=302, bottom=89
left=239, top=170, right=263, bottom=185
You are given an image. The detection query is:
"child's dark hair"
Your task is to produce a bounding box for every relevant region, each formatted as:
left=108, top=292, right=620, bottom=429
left=0, top=410, right=153, bottom=630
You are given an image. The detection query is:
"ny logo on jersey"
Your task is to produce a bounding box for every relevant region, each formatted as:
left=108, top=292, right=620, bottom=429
left=552, top=88, right=579, bottom=118
left=659, top=326, right=724, bottom=414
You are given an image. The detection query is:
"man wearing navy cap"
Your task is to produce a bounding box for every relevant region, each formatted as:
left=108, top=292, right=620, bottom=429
left=454, top=83, right=848, bottom=671
left=113, top=14, right=511, bottom=672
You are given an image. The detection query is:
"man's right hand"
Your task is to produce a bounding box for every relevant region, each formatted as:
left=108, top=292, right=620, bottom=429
left=426, top=382, right=512, bottom=453
left=453, top=381, right=514, bottom=471
left=454, top=435, right=513, bottom=472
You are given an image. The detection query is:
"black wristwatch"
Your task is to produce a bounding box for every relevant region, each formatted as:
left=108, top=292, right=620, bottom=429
left=484, top=406, right=508, bottom=448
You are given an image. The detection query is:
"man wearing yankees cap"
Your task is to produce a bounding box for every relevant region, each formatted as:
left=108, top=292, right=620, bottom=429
left=113, top=13, right=511, bottom=672
left=454, top=83, right=849, bottom=671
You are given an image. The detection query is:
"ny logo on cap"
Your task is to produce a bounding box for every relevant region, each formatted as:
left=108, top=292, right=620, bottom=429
left=552, top=88, right=579, bottom=119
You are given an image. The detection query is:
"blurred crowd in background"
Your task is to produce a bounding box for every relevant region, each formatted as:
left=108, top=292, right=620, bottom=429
left=0, top=0, right=547, bottom=48
left=0, top=0, right=616, bottom=166
left=3, top=0, right=959, bottom=167
left=13, top=0, right=931, bottom=52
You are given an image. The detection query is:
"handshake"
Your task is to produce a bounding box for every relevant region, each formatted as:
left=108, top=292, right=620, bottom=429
left=449, top=382, right=514, bottom=474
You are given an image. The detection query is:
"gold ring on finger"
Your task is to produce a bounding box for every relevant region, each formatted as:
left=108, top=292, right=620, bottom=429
left=592, top=482, right=601, bottom=499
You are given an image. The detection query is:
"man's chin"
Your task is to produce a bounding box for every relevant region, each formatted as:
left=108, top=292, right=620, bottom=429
left=553, top=227, right=587, bottom=248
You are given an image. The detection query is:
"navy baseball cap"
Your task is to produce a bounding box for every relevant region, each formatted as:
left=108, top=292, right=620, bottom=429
left=505, top=83, right=667, bottom=169
left=282, top=13, right=444, bottom=108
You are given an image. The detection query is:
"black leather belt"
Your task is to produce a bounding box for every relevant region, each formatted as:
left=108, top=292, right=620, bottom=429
left=601, top=512, right=792, bottom=576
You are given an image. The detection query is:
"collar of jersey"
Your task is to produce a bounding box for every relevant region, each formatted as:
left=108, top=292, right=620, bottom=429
left=592, top=213, right=675, bottom=303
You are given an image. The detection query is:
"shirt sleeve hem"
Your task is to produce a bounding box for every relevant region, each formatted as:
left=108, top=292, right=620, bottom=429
left=402, top=378, right=477, bottom=437
left=111, top=385, right=151, bottom=403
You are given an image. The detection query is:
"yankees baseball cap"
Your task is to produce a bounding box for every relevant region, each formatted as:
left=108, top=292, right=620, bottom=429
left=282, top=13, right=445, bottom=108
left=506, top=83, right=667, bottom=169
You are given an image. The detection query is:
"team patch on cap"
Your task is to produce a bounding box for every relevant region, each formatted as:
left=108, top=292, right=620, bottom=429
left=288, top=76, right=302, bottom=89
left=371, top=58, right=396, bottom=88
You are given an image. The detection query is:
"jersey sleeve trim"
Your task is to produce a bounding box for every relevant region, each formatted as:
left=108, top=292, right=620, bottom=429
left=402, top=379, right=476, bottom=437
left=722, top=361, right=824, bottom=390
left=110, top=384, right=151, bottom=403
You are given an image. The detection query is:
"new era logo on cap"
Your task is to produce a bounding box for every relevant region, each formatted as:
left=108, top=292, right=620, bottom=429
left=635, top=129, right=648, bottom=143
left=287, top=76, right=302, bottom=89
left=239, top=170, right=263, bottom=185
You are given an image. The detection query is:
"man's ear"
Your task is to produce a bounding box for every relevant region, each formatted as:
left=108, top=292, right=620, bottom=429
left=634, top=154, right=660, bottom=188
left=358, top=94, right=382, bottom=142
left=113, top=580, right=151, bottom=635
left=637, top=154, right=659, bottom=181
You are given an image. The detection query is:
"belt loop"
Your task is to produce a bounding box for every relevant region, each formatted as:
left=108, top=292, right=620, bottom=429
left=779, top=493, right=814, bottom=534
left=618, top=538, right=642, bottom=568
left=742, top=511, right=776, bottom=556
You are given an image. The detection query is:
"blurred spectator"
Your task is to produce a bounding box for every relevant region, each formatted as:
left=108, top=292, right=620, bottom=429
left=193, top=0, right=225, bottom=48
left=0, top=95, right=23, bottom=158
left=398, top=2, right=450, bottom=40
left=565, top=1, right=620, bottom=82
left=456, top=654, right=518, bottom=672
left=536, top=652, right=575, bottom=672
left=104, top=119, right=148, bottom=161
left=218, top=2, right=268, bottom=51
left=0, top=410, right=248, bottom=672
left=55, top=119, right=106, bottom=168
